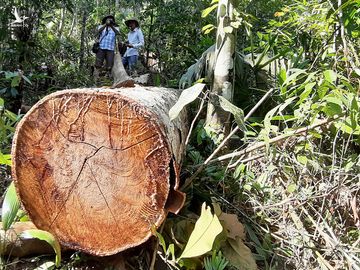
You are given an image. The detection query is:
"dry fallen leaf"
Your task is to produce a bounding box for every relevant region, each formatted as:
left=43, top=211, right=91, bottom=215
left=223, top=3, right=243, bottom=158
left=223, top=237, right=258, bottom=270
left=219, top=212, right=246, bottom=240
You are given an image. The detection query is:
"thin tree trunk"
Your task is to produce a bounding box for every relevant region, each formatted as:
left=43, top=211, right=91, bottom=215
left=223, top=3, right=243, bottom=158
left=58, top=6, right=66, bottom=38
left=79, top=11, right=88, bottom=68
left=145, top=9, right=154, bottom=67
left=68, top=12, right=76, bottom=37
left=205, top=0, right=236, bottom=137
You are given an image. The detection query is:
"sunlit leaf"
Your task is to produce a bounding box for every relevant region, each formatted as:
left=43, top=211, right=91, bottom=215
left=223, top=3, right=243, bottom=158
left=179, top=203, right=223, bottom=259
left=202, top=4, right=218, bottom=18
left=169, top=83, right=205, bottom=120
left=21, top=229, right=62, bottom=267
left=218, top=96, right=246, bottom=131
left=323, top=70, right=337, bottom=83
left=0, top=152, right=11, bottom=166
left=2, top=182, right=20, bottom=230
left=224, top=26, right=234, bottom=33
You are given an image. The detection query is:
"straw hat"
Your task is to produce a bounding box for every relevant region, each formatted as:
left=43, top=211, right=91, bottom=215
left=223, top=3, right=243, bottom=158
left=125, top=18, right=140, bottom=28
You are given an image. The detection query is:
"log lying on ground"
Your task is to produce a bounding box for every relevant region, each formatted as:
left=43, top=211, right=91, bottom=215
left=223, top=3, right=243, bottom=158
left=11, top=87, right=187, bottom=256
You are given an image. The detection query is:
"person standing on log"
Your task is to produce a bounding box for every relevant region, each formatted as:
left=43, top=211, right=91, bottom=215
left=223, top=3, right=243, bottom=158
left=94, top=15, right=120, bottom=77
left=122, top=18, right=144, bottom=76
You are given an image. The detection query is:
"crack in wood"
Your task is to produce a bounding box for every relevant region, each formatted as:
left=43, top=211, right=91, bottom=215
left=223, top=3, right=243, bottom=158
left=49, top=145, right=104, bottom=228
left=86, top=163, right=122, bottom=234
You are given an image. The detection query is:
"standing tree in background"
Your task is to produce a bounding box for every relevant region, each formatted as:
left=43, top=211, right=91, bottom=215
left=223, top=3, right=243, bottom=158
left=205, top=0, right=236, bottom=139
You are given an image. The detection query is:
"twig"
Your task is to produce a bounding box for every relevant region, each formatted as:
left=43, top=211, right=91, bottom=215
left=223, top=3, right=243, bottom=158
left=214, top=117, right=337, bottom=163
left=185, top=91, right=209, bottom=146
left=149, top=219, right=167, bottom=270
left=181, top=88, right=275, bottom=190
left=227, top=153, right=265, bottom=168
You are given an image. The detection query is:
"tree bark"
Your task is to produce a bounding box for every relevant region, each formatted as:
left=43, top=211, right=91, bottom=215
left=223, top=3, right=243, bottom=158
left=11, top=87, right=187, bottom=256
left=205, top=0, right=236, bottom=137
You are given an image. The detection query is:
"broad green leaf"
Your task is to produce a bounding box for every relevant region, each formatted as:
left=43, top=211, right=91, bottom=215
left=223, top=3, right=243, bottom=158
left=287, top=184, right=297, bottom=193
left=167, top=243, right=175, bottom=261
left=155, top=231, right=167, bottom=254
left=224, top=26, right=234, bottom=33
left=202, top=4, right=218, bottom=18
left=282, top=69, right=307, bottom=86
left=230, top=21, right=241, bottom=28
left=278, top=68, right=287, bottom=85
left=323, top=70, right=337, bottom=83
left=0, top=152, right=11, bottom=166
left=21, top=229, right=62, bottom=267
left=296, top=82, right=316, bottom=105
left=297, top=155, right=308, bottom=165
left=169, top=83, right=205, bottom=120
left=179, top=203, right=223, bottom=259
left=2, top=182, right=20, bottom=230
left=210, top=0, right=219, bottom=4
left=218, top=96, right=246, bottom=131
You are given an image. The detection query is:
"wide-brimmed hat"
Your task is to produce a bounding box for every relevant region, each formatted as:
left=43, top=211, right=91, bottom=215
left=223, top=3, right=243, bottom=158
left=125, top=18, right=140, bottom=28
left=102, top=15, right=118, bottom=26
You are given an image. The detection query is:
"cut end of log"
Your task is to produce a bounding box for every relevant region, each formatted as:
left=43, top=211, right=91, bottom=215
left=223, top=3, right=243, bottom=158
left=11, top=88, right=187, bottom=256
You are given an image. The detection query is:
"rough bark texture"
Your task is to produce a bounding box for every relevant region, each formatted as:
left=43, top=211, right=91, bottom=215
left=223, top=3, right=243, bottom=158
left=11, top=87, right=187, bottom=256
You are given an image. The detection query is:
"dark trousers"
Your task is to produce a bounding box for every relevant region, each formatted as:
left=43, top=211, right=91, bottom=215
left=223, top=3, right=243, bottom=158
left=95, top=49, right=115, bottom=70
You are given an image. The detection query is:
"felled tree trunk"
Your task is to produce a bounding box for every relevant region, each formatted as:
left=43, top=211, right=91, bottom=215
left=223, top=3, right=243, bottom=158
left=11, top=87, right=187, bottom=256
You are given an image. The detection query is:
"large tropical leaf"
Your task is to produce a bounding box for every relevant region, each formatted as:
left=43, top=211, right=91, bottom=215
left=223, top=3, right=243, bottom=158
left=2, top=182, right=20, bottom=230
left=179, top=203, right=223, bottom=259
left=169, top=83, right=206, bottom=120
left=21, top=229, right=62, bottom=267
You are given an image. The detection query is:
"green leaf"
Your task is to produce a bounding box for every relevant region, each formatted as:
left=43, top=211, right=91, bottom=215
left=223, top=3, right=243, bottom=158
left=282, top=69, right=307, bottom=86
left=218, top=96, right=246, bottom=131
left=202, top=24, right=215, bottom=32
left=323, top=70, right=337, bottom=83
left=0, top=152, right=12, bottom=166
left=2, top=182, right=20, bottom=230
left=287, top=184, right=297, bottom=193
left=296, top=82, right=316, bottom=105
left=169, top=83, right=205, bottom=120
left=179, top=203, right=223, bottom=259
left=224, top=26, right=234, bottom=33
left=21, top=229, right=62, bottom=267
left=155, top=231, right=167, bottom=254
left=202, top=4, right=218, bottom=18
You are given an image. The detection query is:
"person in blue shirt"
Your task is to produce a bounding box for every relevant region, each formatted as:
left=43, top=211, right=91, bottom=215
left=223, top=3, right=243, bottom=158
left=122, top=18, right=144, bottom=75
left=95, top=15, right=120, bottom=73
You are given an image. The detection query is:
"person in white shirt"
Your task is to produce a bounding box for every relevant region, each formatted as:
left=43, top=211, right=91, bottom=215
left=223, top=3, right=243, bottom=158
left=122, top=18, right=144, bottom=74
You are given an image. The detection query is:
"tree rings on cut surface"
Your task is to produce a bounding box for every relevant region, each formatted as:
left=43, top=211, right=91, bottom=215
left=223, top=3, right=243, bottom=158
left=12, top=88, right=187, bottom=256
